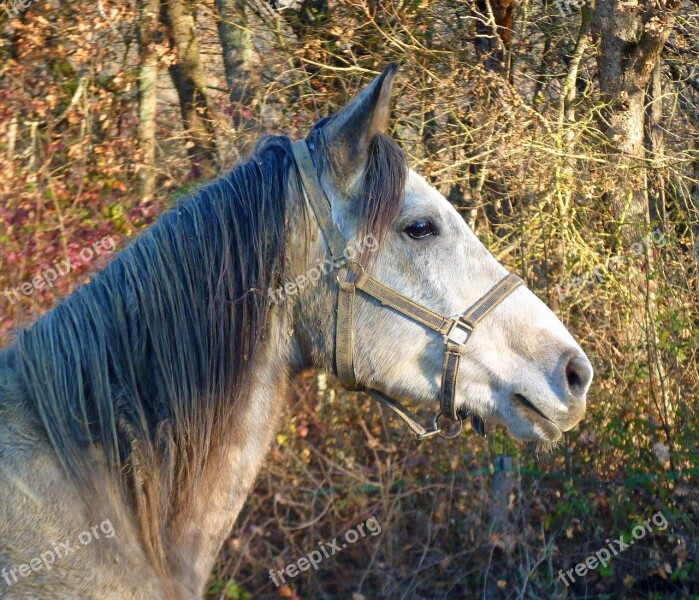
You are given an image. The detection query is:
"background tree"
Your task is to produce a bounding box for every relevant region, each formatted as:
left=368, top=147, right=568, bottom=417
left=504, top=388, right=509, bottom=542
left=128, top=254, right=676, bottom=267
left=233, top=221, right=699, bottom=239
left=215, top=0, right=254, bottom=139
left=160, top=0, right=218, bottom=178
left=592, top=0, right=683, bottom=242
left=137, top=0, right=161, bottom=202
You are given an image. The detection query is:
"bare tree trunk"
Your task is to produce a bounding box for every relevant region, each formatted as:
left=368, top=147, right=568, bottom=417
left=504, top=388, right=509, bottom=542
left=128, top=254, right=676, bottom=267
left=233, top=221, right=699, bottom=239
left=644, top=59, right=675, bottom=430
left=592, top=0, right=681, bottom=348
left=161, top=0, right=218, bottom=179
left=591, top=0, right=680, bottom=247
left=646, top=60, right=666, bottom=226
left=215, top=0, right=254, bottom=149
left=138, top=0, right=161, bottom=203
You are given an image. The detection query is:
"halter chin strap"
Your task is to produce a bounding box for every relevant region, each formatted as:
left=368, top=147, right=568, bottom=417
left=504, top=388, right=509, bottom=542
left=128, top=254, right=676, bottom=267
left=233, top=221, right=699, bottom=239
left=290, top=139, right=523, bottom=440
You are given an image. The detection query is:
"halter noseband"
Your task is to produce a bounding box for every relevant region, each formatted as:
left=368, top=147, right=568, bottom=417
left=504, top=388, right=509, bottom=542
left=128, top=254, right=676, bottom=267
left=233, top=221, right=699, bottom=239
left=290, top=140, right=523, bottom=440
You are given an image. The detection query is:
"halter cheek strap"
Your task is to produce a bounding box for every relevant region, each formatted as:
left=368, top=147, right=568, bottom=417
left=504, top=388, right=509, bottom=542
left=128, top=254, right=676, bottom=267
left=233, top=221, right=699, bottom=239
left=290, top=139, right=523, bottom=440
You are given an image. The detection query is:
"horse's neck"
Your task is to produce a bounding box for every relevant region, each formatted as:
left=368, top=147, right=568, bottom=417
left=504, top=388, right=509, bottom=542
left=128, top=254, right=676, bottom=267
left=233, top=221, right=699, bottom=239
left=163, top=200, right=317, bottom=593
left=166, top=308, right=297, bottom=593
left=161, top=186, right=322, bottom=594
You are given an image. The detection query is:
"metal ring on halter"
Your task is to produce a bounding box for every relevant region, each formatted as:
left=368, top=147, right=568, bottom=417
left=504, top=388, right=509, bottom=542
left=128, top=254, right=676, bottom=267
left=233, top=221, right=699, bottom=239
left=434, top=412, right=463, bottom=439
left=335, top=260, right=365, bottom=285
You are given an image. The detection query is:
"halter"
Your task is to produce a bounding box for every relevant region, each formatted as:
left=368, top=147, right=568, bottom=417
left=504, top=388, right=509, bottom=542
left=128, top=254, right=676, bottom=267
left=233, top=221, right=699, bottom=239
left=290, top=140, right=523, bottom=440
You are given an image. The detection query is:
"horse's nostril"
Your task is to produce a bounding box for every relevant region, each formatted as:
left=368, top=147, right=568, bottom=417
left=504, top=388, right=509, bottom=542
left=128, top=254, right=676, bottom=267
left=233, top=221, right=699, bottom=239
left=564, top=356, right=593, bottom=398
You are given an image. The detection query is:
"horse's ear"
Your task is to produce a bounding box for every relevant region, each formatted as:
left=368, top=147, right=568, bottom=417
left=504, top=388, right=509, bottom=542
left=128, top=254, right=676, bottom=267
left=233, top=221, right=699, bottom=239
left=321, top=63, right=398, bottom=188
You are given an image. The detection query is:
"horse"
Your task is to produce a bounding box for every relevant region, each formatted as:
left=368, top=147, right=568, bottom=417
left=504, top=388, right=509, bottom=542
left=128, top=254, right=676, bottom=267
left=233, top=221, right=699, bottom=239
left=0, top=64, right=593, bottom=598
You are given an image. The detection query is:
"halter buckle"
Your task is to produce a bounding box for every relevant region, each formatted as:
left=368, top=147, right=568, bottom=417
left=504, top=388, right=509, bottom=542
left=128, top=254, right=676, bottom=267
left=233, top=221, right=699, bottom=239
left=445, top=318, right=473, bottom=347
left=335, top=260, right=365, bottom=285
left=413, top=412, right=465, bottom=440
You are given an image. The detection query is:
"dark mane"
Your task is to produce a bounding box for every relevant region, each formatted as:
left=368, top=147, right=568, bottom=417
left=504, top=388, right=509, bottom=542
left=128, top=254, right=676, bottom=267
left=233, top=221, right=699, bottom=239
left=5, top=127, right=408, bottom=571
left=13, top=135, right=292, bottom=566
left=360, top=133, right=408, bottom=245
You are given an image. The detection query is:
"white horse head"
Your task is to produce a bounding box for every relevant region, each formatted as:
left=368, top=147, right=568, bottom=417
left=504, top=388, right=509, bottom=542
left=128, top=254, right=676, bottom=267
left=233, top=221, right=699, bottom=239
left=293, top=65, right=592, bottom=443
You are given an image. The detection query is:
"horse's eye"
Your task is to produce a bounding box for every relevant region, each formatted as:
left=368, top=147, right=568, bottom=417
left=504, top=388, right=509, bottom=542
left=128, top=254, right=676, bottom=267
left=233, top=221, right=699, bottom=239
left=405, top=219, right=435, bottom=239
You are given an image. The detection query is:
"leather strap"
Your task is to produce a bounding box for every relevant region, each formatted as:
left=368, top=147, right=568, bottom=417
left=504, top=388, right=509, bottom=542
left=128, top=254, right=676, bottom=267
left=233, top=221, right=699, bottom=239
left=441, top=273, right=523, bottom=420
left=441, top=341, right=463, bottom=420
left=339, top=266, right=523, bottom=422
left=336, top=280, right=358, bottom=389
left=289, top=139, right=523, bottom=439
left=353, top=270, right=453, bottom=334
left=291, top=140, right=359, bottom=390
left=343, top=267, right=522, bottom=341
left=365, top=390, right=435, bottom=438
left=462, top=272, right=523, bottom=323
left=291, top=140, right=347, bottom=262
